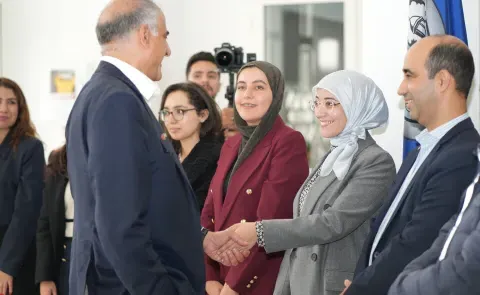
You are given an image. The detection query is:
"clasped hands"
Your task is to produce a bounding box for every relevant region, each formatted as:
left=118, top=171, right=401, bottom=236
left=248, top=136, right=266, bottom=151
left=203, top=222, right=258, bottom=266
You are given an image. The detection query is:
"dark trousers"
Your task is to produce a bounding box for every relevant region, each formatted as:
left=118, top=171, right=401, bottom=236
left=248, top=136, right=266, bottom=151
left=57, top=238, right=72, bottom=295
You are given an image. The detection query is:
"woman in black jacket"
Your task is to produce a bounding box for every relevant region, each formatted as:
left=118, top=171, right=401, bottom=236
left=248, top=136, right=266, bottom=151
left=0, top=77, right=45, bottom=295
left=159, top=82, right=223, bottom=211
left=35, top=144, right=72, bottom=295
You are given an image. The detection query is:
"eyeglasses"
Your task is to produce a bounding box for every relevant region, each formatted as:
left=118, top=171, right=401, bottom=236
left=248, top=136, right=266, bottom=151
left=309, top=100, right=341, bottom=111
left=159, top=108, right=196, bottom=121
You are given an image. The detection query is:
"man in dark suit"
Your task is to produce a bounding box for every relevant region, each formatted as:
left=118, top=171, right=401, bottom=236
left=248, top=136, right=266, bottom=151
left=65, top=0, right=208, bottom=294
left=343, top=35, right=480, bottom=295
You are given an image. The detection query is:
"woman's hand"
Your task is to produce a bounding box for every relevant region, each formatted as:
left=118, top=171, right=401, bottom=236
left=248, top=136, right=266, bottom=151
left=218, top=222, right=258, bottom=263
left=220, top=283, right=239, bottom=295
left=40, top=281, right=57, bottom=295
left=0, top=270, right=13, bottom=295
left=206, top=280, right=224, bottom=295
left=233, top=222, right=258, bottom=248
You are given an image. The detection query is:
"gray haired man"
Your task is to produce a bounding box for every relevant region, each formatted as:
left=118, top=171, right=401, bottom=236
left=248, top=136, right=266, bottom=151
left=65, top=0, right=211, bottom=294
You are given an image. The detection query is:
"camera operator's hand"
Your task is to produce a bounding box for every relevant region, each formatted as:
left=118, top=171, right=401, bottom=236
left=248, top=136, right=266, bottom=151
left=221, top=107, right=238, bottom=139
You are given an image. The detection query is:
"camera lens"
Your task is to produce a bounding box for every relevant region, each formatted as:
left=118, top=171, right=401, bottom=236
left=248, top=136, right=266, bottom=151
left=215, top=49, right=234, bottom=67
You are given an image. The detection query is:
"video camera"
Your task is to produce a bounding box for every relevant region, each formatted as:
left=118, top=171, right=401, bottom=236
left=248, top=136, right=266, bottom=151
left=213, top=43, right=256, bottom=106
left=214, top=43, right=257, bottom=73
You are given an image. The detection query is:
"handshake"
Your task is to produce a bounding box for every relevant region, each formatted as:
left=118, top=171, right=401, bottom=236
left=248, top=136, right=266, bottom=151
left=203, top=222, right=258, bottom=266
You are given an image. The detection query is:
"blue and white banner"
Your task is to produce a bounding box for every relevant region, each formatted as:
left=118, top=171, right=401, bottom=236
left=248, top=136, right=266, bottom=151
left=403, top=0, right=468, bottom=159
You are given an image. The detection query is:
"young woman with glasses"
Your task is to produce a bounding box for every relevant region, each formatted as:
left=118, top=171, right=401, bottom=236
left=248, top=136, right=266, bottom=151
left=159, top=82, right=223, bottom=211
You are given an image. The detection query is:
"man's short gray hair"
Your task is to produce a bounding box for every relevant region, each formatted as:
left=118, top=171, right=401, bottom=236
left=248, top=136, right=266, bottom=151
left=96, top=0, right=160, bottom=45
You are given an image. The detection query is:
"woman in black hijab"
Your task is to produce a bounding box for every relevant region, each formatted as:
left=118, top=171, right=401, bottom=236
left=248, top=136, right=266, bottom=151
left=201, top=61, right=309, bottom=295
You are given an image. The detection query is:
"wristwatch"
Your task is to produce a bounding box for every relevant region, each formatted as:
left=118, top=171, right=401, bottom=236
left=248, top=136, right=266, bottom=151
left=201, top=226, right=209, bottom=241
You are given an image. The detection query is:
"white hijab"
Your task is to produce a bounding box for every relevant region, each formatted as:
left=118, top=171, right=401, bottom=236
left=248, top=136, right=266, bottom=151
left=313, top=70, right=389, bottom=180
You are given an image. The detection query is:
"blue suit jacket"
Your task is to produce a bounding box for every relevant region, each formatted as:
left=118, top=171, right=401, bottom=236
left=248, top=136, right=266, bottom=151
left=66, top=61, right=205, bottom=295
left=346, top=118, right=480, bottom=295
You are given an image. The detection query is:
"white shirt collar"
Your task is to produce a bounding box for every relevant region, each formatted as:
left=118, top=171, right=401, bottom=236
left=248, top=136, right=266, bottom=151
left=429, top=113, right=469, bottom=139
left=100, top=56, right=158, bottom=100
left=415, top=113, right=469, bottom=147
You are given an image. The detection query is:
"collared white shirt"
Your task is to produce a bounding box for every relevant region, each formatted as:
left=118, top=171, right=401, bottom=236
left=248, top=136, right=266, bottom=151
left=101, top=56, right=158, bottom=100
left=369, top=113, right=469, bottom=265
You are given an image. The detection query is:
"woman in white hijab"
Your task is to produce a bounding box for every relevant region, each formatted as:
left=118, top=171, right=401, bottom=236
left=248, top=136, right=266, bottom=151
left=218, top=70, right=397, bottom=295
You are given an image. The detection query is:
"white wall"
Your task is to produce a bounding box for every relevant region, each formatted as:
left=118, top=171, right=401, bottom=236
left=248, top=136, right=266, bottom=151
left=1, top=0, right=479, bottom=166
left=464, top=0, right=480, bottom=132
left=1, top=0, right=108, bottom=153
left=360, top=0, right=409, bottom=169
left=0, top=0, right=188, bottom=154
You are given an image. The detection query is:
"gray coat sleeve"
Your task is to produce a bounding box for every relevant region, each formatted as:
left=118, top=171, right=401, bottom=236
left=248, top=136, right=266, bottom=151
left=400, top=214, right=455, bottom=274
left=262, top=148, right=396, bottom=254
left=388, top=213, right=480, bottom=295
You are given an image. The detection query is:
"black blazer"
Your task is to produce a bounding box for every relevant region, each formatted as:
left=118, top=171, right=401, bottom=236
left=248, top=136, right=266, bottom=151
left=0, top=132, right=45, bottom=285
left=346, top=118, right=480, bottom=295
left=35, top=171, right=68, bottom=283
left=181, top=136, right=222, bottom=211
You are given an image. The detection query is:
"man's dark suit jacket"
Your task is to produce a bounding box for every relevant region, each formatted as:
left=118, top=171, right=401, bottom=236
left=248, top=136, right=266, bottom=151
left=66, top=61, right=205, bottom=295
left=346, top=118, right=480, bottom=295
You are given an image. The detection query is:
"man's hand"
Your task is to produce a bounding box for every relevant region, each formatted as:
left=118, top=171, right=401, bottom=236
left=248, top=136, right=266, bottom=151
left=218, top=222, right=258, bottom=262
left=219, top=283, right=239, bottom=295
left=40, top=281, right=58, bottom=295
left=203, top=225, right=250, bottom=266
left=0, top=270, right=13, bottom=295
left=340, top=279, right=351, bottom=295
left=206, top=281, right=223, bottom=295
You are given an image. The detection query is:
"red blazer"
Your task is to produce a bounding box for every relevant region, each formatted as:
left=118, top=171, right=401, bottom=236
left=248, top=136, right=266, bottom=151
left=201, top=117, right=309, bottom=294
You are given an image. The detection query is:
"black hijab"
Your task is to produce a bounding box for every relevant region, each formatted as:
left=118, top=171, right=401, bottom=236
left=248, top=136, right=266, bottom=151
left=226, top=61, right=285, bottom=186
